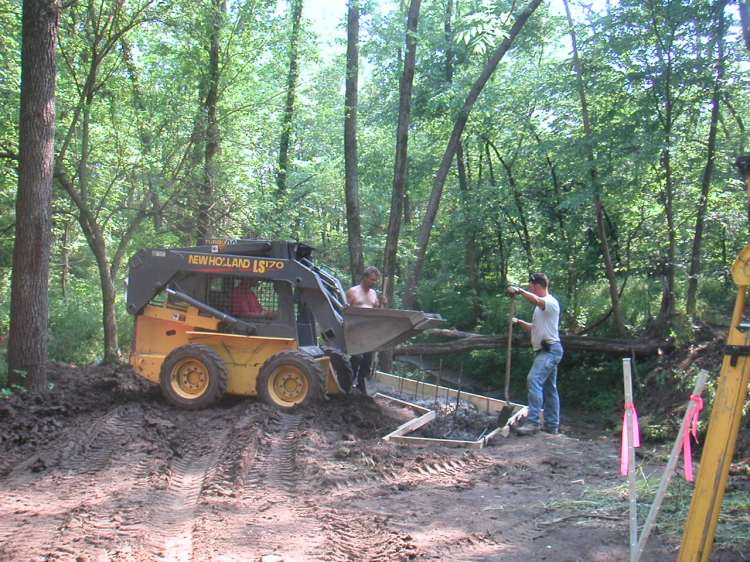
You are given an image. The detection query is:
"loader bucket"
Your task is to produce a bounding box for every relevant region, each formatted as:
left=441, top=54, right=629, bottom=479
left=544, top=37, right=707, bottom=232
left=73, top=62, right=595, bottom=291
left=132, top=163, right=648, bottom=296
left=343, top=307, right=445, bottom=355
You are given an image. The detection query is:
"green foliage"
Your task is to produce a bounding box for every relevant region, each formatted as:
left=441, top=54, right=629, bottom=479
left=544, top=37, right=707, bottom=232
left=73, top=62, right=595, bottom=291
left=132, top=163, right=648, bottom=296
left=559, top=353, right=624, bottom=414
left=48, top=295, right=104, bottom=366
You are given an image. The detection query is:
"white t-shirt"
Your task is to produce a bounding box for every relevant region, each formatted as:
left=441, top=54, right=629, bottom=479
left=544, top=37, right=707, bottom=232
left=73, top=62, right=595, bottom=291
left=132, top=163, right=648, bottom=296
left=531, top=294, right=561, bottom=351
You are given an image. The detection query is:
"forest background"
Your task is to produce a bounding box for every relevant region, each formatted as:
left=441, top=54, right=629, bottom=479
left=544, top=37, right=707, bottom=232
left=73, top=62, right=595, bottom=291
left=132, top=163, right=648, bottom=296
left=1, top=0, right=749, bottom=419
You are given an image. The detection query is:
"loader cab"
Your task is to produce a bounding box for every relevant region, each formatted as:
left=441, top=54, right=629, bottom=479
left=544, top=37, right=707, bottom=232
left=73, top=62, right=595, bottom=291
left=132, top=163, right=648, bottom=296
left=199, top=274, right=296, bottom=339
left=151, top=271, right=320, bottom=346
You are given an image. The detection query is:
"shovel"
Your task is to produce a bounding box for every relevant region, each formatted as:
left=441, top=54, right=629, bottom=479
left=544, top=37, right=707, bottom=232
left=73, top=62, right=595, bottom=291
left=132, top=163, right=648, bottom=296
left=497, top=296, right=517, bottom=427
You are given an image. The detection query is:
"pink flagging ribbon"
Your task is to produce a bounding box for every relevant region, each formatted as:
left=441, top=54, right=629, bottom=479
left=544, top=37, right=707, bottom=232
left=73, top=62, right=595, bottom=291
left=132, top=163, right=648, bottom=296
left=682, top=394, right=704, bottom=482
left=620, top=402, right=641, bottom=476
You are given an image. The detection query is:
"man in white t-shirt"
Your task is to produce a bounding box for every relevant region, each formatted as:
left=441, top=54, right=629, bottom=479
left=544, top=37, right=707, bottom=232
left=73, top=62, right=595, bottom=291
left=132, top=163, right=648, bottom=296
left=507, top=272, right=564, bottom=436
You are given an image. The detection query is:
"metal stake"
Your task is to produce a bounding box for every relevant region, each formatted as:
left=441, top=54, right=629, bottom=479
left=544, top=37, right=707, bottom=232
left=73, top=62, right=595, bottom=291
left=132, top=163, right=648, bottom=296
left=623, top=358, right=638, bottom=562
left=635, top=371, right=709, bottom=562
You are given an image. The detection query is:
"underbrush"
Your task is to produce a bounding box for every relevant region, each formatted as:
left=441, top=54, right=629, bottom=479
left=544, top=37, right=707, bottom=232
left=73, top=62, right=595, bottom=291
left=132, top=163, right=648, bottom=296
left=547, top=471, right=750, bottom=555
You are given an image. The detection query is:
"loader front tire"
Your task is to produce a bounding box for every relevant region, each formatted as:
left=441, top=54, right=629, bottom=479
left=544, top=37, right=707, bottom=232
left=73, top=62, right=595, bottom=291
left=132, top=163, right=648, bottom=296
left=322, top=347, right=353, bottom=393
left=160, top=344, right=228, bottom=410
left=258, top=351, right=323, bottom=410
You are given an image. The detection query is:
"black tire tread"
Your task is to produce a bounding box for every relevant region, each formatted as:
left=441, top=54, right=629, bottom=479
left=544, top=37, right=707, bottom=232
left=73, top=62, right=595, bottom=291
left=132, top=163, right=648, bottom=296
left=257, top=351, right=323, bottom=410
left=160, top=344, right=228, bottom=410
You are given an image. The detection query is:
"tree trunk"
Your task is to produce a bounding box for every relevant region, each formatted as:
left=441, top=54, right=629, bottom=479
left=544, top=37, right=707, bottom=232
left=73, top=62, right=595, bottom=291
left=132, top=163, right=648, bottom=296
left=530, top=126, right=576, bottom=312
left=60, top=218, right=71, bottom=298
left=381, top=0, right=421, bottom=373
left=92, top=233, right=119, bottom=364
left=487, top=141, right=533, bottom=268
left=686, top=1, right=725, bottom=317
left=7, top=0, right=58, bottom=391
left=344, top=0, right=363, bottom=285
left=383, top=0, right=421, bottom=300
left=740, top=0, right=750, bottom=52
left=444, top=0, right=453, bottom=82
left=55, top=164, right=150, bottom=364
left=648, top=7, right=677, bottom=338
left=394, top=329, right=674, bottom=357
left=198, top=0, right=225, bottom=240
left=403, top=0, right=542, bottom=309
left=276, top=0, right=303, bottom=193
left=563, top=0, right=627, bottom=336
left=457, top=141, right=482, bottom=320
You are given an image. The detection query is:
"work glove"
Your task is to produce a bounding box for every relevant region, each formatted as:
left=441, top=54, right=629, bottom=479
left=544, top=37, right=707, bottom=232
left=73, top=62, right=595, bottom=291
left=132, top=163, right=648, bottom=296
left=506, top=286, right=520, bottom=297
left=511, top=317, right=519, bottom=325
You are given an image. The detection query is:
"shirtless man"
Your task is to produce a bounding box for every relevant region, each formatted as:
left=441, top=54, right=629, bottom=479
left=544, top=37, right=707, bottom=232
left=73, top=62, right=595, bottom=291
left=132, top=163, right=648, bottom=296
left=346, top=266, right=384, bottom=392
left=346, top=266, right=383, bottom=309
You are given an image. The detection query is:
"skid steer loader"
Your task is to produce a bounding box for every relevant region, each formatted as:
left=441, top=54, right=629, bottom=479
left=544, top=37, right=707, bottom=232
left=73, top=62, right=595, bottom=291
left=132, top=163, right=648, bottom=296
left=126, top=239, right=443, bottom=410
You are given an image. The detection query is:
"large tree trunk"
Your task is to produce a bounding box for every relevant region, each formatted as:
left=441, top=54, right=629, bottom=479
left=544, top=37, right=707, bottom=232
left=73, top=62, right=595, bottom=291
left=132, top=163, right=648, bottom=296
left=7, top=0, right=59, bottom=391
left=276, top=0, right=303, bottom=193
left=197, top=0, right=225, bottom=240
left=403, top=0, right=542, bottom=309
left=395, top=329, right=674, bottom=357
left=344, top=0, right=363, bottom=285
left=563, top=0, right=627, bottom=337
left=686, top=1, right=726, bottom=317
left=381, top=0, right=421, bottom=373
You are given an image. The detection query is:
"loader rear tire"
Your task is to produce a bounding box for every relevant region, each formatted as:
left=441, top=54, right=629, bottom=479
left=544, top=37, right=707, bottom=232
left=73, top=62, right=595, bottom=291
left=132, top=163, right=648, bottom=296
left=160, top=344, right=228, bottom=410
left=258, top=351, right=323, bottom=410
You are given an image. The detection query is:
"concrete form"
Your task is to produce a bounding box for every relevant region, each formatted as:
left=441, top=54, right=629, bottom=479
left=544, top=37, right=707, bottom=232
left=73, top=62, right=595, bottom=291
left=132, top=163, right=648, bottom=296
left=373, top=372, right=528, bottom=449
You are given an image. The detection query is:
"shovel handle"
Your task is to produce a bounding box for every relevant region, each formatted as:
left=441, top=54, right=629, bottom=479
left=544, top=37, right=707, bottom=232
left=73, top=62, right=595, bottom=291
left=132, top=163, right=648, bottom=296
left=504, top=298, right=516, bottom=402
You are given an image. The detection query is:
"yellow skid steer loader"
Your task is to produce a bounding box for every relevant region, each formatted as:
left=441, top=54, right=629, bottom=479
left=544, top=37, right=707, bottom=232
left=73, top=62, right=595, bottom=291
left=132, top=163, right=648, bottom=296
left=126, top=239, right=443, bottom=410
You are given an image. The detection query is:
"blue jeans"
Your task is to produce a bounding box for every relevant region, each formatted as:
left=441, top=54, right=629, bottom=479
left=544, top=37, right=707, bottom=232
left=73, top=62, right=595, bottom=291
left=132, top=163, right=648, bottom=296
left=526, top=342, right=564, bottom=429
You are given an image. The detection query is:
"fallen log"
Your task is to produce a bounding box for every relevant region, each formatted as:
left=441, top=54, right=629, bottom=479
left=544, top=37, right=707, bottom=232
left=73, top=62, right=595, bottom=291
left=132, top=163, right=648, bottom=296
left=394, top=329, right=674, bottom=357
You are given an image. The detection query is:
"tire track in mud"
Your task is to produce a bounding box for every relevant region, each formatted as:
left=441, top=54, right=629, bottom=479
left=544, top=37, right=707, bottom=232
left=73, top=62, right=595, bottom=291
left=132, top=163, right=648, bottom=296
left=124, top=403, right=275, bottom=562
left=122, top=405, right=255, bottom=562
left=419, top=531, right=507, bottom=561
left=236, top=412, right=325, bottom=558
left=309, top=452, right=499, bottom=560
left=0, top=404, right=145, bottom=560
left=145, top=444, right=226, bottom=562
left=314, top=508, right=419, bottom=562
left=322, top=452, right=496, bottom=499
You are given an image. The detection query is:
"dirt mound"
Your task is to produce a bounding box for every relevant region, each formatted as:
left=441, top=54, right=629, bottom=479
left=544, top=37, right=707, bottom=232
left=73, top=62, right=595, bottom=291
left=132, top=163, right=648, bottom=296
left=0, top=363, right=745, bottom=561
left=0, top=363, right=155, bottom=474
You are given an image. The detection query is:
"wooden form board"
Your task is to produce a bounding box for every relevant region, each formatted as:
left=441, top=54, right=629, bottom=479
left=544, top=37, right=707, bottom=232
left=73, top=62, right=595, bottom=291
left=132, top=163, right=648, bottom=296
left=374, top=371, right=525, bottom=414
left=376, top=392, right=528, bottom=449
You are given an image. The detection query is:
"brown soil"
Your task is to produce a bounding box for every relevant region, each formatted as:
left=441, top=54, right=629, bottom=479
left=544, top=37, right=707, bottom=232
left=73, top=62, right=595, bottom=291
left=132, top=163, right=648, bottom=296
left=0, top=364, right=745, bottom=561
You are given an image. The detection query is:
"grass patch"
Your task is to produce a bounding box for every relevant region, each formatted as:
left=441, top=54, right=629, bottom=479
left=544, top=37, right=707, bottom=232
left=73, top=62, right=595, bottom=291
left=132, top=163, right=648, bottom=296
left=547, top=470, right=750, bottom=554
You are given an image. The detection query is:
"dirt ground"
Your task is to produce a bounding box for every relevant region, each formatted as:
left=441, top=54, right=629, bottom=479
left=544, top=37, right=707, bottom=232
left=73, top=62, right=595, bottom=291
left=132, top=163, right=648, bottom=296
left=0, top=364, right=745, bottom=561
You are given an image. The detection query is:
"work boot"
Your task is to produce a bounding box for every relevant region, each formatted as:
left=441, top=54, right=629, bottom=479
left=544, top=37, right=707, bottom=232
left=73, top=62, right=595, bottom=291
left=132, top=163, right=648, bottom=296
left=514, top=421, right=539, bottom=436
left=541, top=427, right=559, bottom=435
